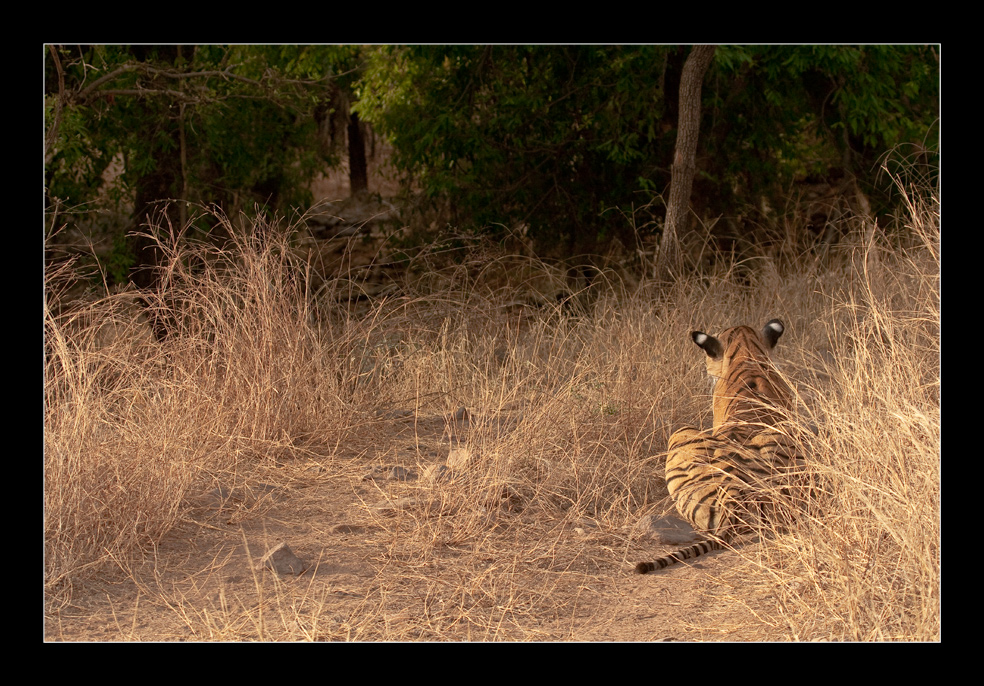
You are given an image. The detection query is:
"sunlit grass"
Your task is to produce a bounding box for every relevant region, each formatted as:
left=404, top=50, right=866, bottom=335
left=44, top=180, right=939, bottom=641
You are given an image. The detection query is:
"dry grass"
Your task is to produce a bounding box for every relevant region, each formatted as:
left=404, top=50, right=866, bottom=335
left=755, top=185, right=941, bottom=641
left=44, top=180, right=939, bottom=641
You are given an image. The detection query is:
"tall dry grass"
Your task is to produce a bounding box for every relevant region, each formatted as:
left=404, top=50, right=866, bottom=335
left=754, top=183, right=941, bottom=641
left=44, top=178, right=939, bottom=641
left=44, top=213, right=374, bottom=605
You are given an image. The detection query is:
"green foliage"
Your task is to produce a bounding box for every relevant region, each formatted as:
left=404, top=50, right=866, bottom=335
left=357, top=45, right=674, bottom=255
left=45, top=45, right=939, bottom=275
left=358, top=45, right=939, bottom=252
left=706, top=45, right=939, bottom=202
left=44, top=45, right=356, bottom=227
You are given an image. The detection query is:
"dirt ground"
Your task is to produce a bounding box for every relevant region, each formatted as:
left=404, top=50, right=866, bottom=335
left=45, top=406, right=793, bottom=643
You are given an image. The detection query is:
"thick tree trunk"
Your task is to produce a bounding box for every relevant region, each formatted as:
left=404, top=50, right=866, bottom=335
left=655, top=45, right=716, bottom=283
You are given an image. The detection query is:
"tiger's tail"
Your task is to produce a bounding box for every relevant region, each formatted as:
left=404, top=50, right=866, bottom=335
left=634, top=539, right=725, bottom=574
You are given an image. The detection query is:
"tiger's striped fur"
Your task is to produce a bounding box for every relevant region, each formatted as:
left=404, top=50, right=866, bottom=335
left=636, top=319, right=805, bottom=574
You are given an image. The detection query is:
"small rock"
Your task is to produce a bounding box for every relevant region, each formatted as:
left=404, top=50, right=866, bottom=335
left=632, top=514, right=699, bottom=544
left=256, top=542, right=308, bottom=575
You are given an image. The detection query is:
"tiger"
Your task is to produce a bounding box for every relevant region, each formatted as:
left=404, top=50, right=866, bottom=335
left=635, top=318, right=807, bottom=574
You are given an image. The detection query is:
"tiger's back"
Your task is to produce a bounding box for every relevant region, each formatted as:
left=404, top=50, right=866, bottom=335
left=636, top=319, right=804, bottom=574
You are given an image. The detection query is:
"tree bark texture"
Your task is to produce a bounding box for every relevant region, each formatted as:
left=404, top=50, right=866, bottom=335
left=655, top=45, right=716, bottom=283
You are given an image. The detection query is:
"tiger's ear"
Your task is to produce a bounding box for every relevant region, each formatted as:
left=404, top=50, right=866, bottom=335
left=692, top=331, right=723, bottom=359
left=762, top=319, right=784, bottom=348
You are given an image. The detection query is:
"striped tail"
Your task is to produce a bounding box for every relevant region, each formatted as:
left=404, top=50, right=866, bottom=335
left=635, top=539, right=725, bottom=574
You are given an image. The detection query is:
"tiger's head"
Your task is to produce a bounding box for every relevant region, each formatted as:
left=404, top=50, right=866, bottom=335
left=691, top=319, right=788, bottom=427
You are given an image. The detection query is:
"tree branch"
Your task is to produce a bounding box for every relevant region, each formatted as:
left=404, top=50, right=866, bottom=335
left=74, top=60, right=329, bottom=106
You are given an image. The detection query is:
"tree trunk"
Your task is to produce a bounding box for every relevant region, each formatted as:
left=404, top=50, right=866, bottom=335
left=655, top=45, right=716, bottom=283
left=348, top=111, right=368, bottom=196
left=129, top=156, right=181, bottom=290
left=127, top=46, right=184, bottom=291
